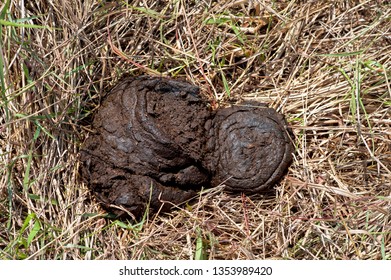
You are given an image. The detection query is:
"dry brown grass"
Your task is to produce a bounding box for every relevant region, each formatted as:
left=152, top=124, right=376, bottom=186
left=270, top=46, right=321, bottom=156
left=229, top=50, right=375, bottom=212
left=0, top=0, right=390, bottom=260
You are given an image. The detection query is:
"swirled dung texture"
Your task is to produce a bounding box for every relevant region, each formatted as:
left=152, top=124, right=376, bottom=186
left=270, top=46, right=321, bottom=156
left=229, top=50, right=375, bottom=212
left=80, top=76, right=294, bottom=218
left=205, top=105, right=294, bottom=192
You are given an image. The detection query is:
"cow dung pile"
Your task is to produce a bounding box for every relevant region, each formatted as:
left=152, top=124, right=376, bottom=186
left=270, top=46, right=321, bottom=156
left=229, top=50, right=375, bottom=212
left=80, top=76, right=294, bottom=218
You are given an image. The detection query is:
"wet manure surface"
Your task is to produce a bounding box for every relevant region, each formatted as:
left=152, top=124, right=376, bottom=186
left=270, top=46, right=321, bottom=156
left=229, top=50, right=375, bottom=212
left=80, top=76, right=294, bottom=219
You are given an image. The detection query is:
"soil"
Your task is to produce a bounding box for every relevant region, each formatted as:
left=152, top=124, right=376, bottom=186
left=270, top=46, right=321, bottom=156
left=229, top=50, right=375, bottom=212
left=80, top=76, right=294, bottom=218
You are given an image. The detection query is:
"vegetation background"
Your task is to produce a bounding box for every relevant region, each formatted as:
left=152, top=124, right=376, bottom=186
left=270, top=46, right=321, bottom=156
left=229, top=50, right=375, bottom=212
left=0, top=0, right=390, bottom=259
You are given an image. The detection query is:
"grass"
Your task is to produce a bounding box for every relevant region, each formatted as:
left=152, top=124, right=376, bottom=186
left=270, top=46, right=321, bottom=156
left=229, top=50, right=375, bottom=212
left=0, top=0, right=390, bottom=260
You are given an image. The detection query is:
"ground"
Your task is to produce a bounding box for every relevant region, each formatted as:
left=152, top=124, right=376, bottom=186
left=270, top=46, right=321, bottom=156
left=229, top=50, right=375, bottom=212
left=0, top=0, right=390, bottom=260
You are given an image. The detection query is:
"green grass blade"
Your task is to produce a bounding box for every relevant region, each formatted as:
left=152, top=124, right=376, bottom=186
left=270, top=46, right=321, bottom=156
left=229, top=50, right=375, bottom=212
left=194, top=227, right=207, bottom=260
left=34, top=120, right=55, bottom=140
left=22, top=149, right=33, bottom=191
left=221, top=70, right=231, bottom=97
left=381, top=234, right=386, bottom=260
left=27, top=219, right=41, bottom=247
left=0, top=0, right=10, bottom=18
left=20, top=213, right=35, bottom=234
left=0, top=0, right=10, bottom=121
left=0, top=19, right=48, bottom=29
left=318, top=50, right=364, bottom=57
left=131, top=6, right=164, bottom=19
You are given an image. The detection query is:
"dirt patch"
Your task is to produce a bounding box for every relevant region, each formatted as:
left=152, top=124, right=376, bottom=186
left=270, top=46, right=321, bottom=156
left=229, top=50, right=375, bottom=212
left=80, top=76, right=294, bottom=218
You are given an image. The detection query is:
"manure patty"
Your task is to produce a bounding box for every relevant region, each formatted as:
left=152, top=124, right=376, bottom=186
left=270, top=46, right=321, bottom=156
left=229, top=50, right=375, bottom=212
left=80, top=76, right=294, bottom=218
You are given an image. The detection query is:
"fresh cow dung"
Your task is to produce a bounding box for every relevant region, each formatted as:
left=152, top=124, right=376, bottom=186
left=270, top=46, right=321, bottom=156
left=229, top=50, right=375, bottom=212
left=80, top=76, right=294, bottom=218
